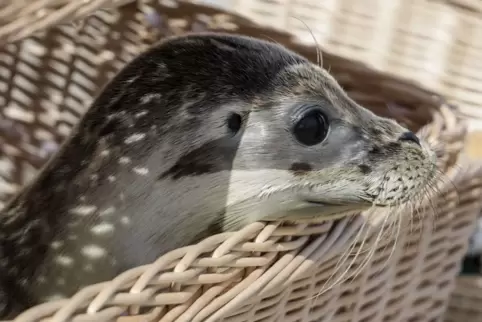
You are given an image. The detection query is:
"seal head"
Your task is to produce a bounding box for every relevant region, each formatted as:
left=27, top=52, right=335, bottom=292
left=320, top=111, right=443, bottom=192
left=0, top=33, right=436, bottom=314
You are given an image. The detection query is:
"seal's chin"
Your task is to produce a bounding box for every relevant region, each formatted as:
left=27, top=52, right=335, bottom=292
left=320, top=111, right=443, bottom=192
left=305, top=199, right=387, bottom=208
left=267, top=199, right=374, bottom=222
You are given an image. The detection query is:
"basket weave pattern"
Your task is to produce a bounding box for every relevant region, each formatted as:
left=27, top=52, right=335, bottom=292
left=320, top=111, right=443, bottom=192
left=445, top=276, right=482, bottom=321
left=0, top=1, right=481, bottom=321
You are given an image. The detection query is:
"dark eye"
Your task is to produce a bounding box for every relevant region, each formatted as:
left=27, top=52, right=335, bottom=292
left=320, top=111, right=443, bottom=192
left=293, top=110, right=329, bottom=146
left=227, top=112, right=242, bottom=134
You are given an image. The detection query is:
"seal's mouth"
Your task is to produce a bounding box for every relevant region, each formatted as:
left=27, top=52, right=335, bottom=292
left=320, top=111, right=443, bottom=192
left=304, top=200, right=340, bottom=206
left=304, top=199, right=388, bottom=208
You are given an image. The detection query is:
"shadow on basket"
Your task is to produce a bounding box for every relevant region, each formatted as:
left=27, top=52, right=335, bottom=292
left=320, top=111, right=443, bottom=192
left=0, top=1, right=481, bottom=322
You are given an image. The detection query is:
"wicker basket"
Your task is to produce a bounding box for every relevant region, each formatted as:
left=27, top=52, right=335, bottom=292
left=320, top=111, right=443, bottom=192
left=0, top=1, right=481, bottom=322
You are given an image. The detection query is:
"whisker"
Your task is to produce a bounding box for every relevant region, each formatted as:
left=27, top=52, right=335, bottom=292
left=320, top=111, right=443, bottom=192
left=315, top=215, right=369, bottom=295
left=434, top=168, right=460, bottom=203
left=290, top=15, right=323, bottom=67
left=350, top=210, right=387, bottom=281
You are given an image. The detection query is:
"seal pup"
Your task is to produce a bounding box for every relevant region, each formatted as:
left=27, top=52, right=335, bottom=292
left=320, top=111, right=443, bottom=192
left=0, top=32, right=437, bottom=317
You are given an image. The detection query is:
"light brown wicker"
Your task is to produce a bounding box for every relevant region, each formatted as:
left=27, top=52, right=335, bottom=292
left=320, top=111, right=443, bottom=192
left=0, top=1, right=481, bottom=322
left=445, top=276, right=482, bottom=322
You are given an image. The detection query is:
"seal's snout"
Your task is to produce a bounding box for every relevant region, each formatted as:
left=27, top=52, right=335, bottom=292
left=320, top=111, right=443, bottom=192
left=398, top=131, right=421, bottom=146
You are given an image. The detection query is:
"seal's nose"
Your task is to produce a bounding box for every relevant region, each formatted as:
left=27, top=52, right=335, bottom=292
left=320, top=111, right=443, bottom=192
left=398, top=131, right=421, bottom=146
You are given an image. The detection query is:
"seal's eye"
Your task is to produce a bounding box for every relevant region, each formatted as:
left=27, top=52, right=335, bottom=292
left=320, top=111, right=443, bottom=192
left=227, top=112, right=242, bottom=135
left=293, top=110, right=328, bottom=146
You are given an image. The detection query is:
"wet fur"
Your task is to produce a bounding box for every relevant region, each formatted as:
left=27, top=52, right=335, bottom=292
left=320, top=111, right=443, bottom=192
left=0, top=33, right=436, bottom=317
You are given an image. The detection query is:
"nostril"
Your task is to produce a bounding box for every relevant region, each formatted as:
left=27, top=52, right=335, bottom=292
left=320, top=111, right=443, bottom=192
left=398, top=131, right=421, bottom=146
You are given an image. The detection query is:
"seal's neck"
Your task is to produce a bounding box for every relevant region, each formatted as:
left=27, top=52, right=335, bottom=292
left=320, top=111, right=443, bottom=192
left=0, top=130, right=94, bottom=316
